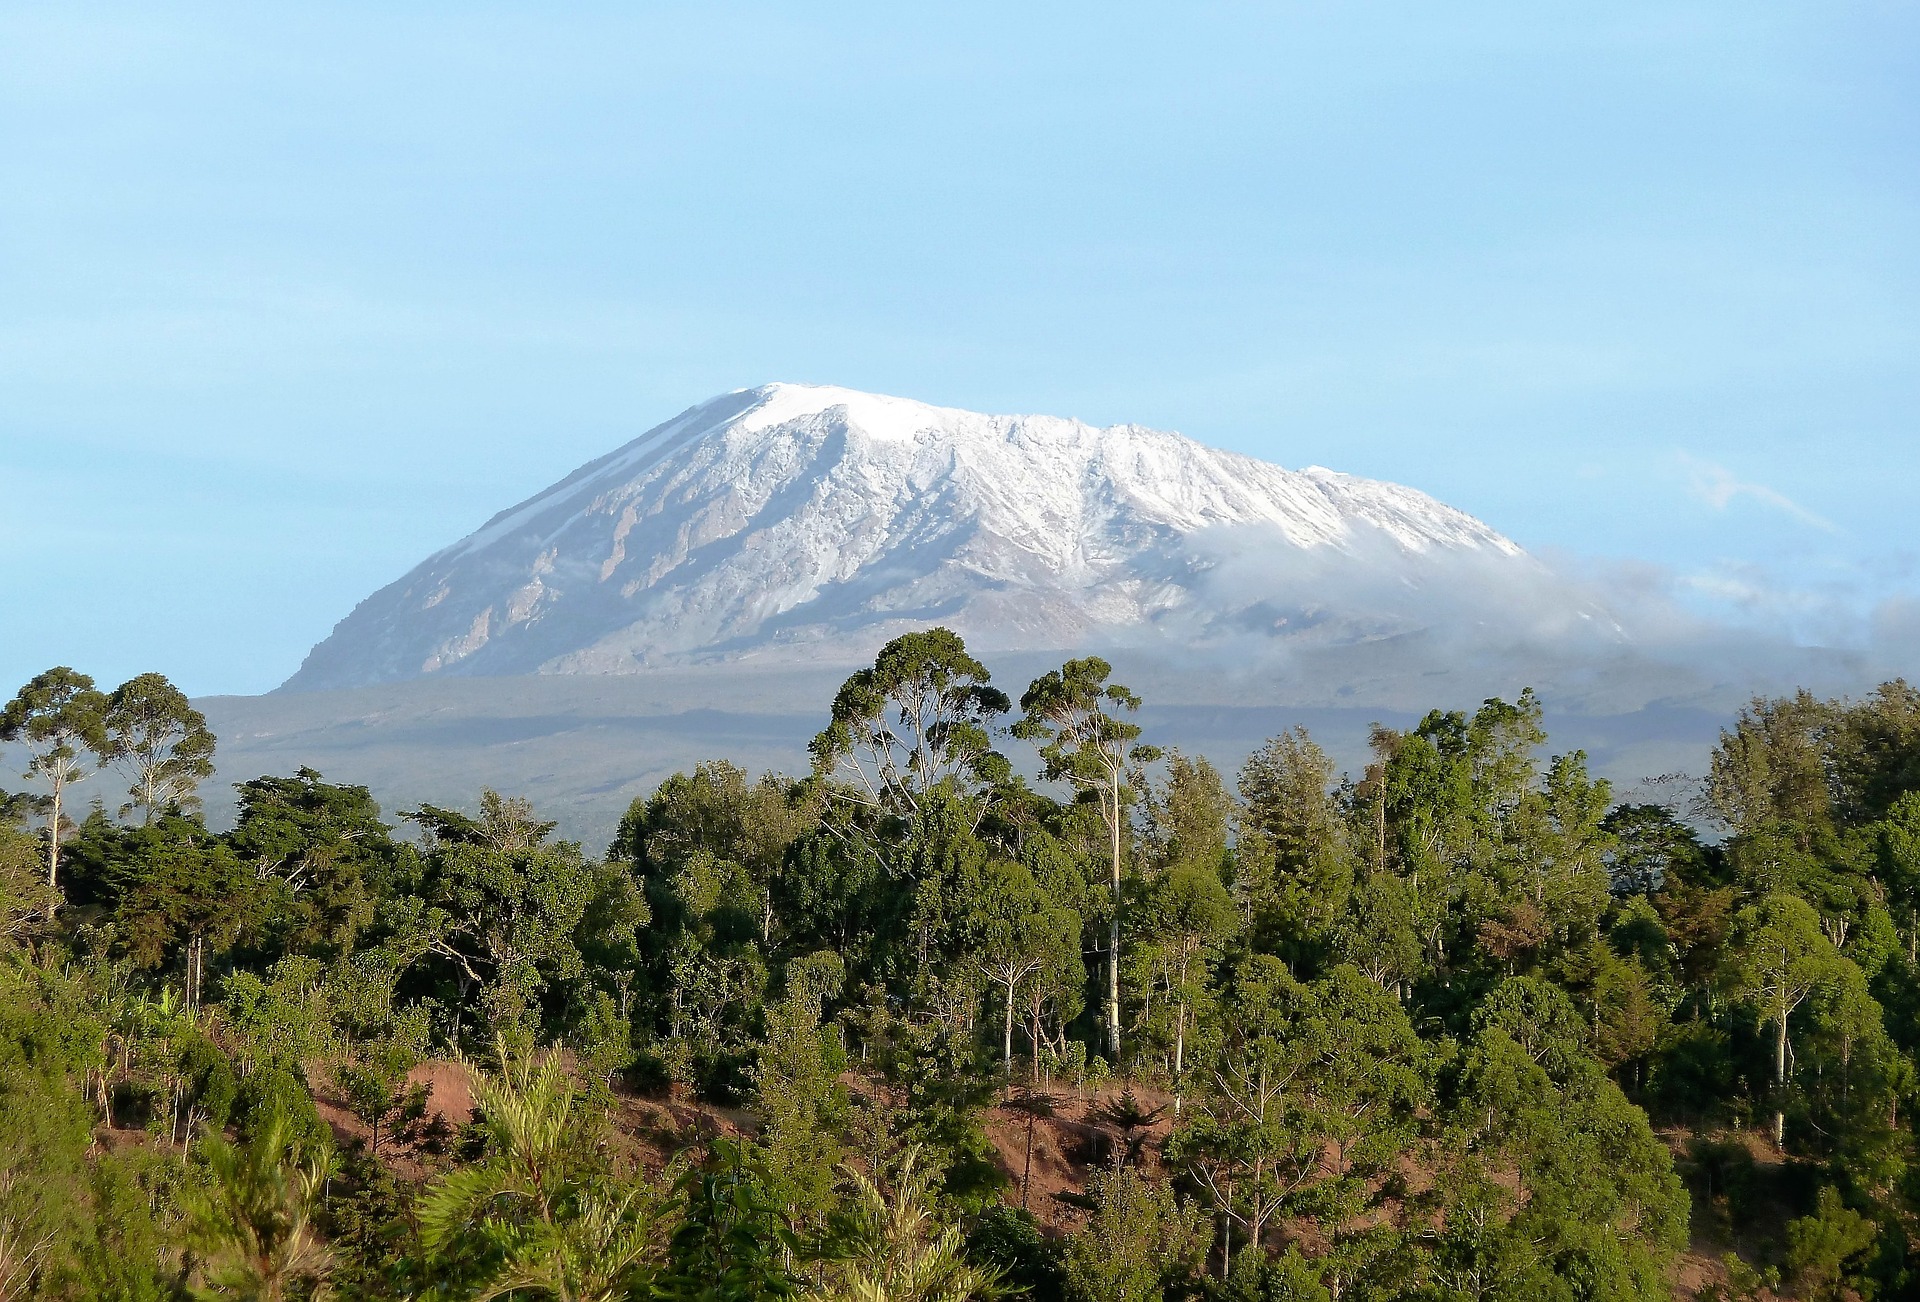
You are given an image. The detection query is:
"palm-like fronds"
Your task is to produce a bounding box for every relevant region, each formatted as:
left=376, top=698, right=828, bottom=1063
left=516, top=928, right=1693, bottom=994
left=467, top=1187, right=660, bottom=1302
left=418, top=1042, right=661, bottom=1302
left=810, top=1150, right=1002, bottom=1302
left=185, top=1111, right=334, bottom=1302
left=419, top=1043, right=575, bottom=1253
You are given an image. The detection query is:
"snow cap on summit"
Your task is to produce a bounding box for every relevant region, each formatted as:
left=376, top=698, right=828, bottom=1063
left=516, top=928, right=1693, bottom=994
left=283, top=384, right=1552, bottom=691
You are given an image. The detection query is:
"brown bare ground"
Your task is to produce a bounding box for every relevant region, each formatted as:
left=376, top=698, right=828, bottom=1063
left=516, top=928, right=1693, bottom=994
left=105, top=1057, right=1801, bottom=1301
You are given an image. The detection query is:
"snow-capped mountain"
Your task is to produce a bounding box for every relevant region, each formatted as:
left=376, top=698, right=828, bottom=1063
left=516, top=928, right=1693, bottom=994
left=284, top=384, right=1604, bottom=691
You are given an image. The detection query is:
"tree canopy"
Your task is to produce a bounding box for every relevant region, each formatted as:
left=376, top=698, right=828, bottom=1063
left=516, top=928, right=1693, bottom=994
left=2, top=645, right=1919, bottom=1300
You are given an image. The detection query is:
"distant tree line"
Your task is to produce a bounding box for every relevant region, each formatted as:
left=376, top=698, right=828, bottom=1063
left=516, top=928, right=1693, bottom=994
left=0, top=631, right=1917, bottom=1299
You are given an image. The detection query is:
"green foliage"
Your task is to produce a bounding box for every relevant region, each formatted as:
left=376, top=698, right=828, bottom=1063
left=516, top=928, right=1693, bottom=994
left=1, top=666, right=111, bottom=893
left=1128, top=863, right=1233, bottom=1091
left=754, top=954, right=850, bottom=1222
left=0, top=818, right=56, bottom=939
left=1215, top=1247, right=1331, bottom=1302
left=1168, top=959, right=1432, bottom=1250
left=809, top=628, right=1012, bottom=817
left=1015, top=656, right=1157, bottom=1060
left=1239, top=728, right=1340, bottom=880
left=219, top=958, right=341, bottom=1071
left=419, top=1045, right=661, bottom=1302
left=854, top=1002, right=1006, bottom=1212
left=10, top=660, right=1920, bottom=1298
left=1603, top=802, right=1710, bottom=897
left=972, top=859, right=1080, bottom=1075
left=408, top=790, right=634, bottom=1045
left=810, top=1149, right=1004, bottom=1302
left=1144, top=750, right=1234, bottom=877
left=228, top=768, right=405, bottom=961
left=103, top=673, right=216, bottom=824
left=1723, top=892, right=1856, bottom=1147
left=656, top=1141, right=802, bottom=1302
left=0, top=1041, right=95, bottom=1300
left=963, top=1207, right=1063, bottom=1302
left=1784, top=1185, right=1877, bottom=1300
left=184, top=1108, right=334, bottom=1301
left=319, top=1149, right=417, bottom=1302
left=111, top=817, right=261, bottom=1009
left=331, top=1051, right=428, bottom=1159
left=1236, top=727, right=1352, bottom=970
left=1061, top=1166, right=1209, bottom=1302
left=232, top=1066, right=329, bottom=1154
left=72, top=1151, right=191, bottom=1302
left=571, top=987, right=639, bottom=1092
left=1447, top=1014, right=1690, bottom=1295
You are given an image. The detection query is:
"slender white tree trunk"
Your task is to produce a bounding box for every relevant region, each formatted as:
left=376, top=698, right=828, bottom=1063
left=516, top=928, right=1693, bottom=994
left=1173, top=1000, right=1188, bottom=1117
left=1774, top=999, right=1789, bottom=1149
left=1004, top=980, right=1016, bottom=1075
left=1107, top=770, right=1122, bottom=1059
left=47, top=775, right=63, bottom=894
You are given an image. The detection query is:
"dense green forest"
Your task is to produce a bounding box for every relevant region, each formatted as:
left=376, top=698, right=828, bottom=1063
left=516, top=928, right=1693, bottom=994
left=3, top=630, right=1919, bottom=1300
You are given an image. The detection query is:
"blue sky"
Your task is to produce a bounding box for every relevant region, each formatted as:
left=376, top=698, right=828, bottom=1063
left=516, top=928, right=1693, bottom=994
left=2, top=2, right=1916, bottom=696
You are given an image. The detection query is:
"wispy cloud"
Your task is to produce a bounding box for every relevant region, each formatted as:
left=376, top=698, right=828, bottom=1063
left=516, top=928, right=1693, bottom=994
left=1678, top=452, right=1839, bottom=534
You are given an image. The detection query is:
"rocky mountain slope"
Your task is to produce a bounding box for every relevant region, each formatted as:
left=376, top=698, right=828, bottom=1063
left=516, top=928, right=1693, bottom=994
left=284, top=383, right=1603, bottom=691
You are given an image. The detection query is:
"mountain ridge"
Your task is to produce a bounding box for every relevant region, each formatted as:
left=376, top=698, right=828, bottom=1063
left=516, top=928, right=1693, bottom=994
left=283, top=383, right=1587, bottom=692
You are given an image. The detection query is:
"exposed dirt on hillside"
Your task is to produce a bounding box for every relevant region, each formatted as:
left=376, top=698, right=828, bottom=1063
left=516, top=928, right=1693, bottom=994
left=162, top=1061, right=1805, bottom=1301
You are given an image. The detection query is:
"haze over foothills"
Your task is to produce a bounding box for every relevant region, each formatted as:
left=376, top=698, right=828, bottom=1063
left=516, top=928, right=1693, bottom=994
left=4, top=3, right=1918, bottom=703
